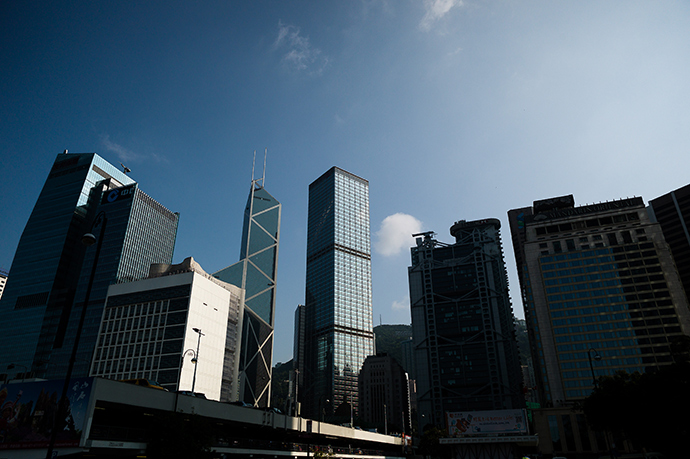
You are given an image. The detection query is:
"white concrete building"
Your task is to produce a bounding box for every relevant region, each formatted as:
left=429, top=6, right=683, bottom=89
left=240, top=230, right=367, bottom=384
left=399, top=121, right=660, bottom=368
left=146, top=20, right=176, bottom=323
left=90, top=257, right=244, bottom=402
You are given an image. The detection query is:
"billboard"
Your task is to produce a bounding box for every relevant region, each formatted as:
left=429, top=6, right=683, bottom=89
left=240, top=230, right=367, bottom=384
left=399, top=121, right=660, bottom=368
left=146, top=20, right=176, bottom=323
left=0, top=377, right=94, bottom=450
left=447, top=409, right=528, bottom=436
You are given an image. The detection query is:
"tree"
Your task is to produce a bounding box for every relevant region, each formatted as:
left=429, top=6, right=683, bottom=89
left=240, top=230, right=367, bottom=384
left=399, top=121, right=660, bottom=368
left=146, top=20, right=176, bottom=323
left=582, top=362, right=690, bottom=458
left=417, top=425, right=447, bottom=459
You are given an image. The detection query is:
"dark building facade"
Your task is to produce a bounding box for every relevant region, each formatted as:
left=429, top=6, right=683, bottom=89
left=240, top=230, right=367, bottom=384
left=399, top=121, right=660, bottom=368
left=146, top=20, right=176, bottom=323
left=302, top=167, right=374, bottom=420
left=408, top=219, right=524, bottom=429
left=650, top=183, right=690, bottom=300
left=508, top=195, right=690, bottom=405
left=215, top=176, right=281, bottom=407
left=359, top=353, right=411, bottom=434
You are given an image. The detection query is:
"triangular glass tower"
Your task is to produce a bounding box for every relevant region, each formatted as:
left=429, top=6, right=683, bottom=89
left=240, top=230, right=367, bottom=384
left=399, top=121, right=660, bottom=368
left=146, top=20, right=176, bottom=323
left=214, top=169, right=281, bottom=407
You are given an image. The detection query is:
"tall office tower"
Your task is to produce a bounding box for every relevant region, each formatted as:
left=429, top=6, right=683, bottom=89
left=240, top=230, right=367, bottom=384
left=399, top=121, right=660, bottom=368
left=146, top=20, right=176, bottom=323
left=90, top=257, right=244, bottom=400
left=508, top=195, right=690, bottom=406
left=214, top=173, right=281, bottom=407
left=408, top=219, right=524, bottom=429
left=0, top=152, right=145, bottom=378
left=303, top=167, right=374, bottom=420
left=49, top=181, right=179, bottom=379
left=650, top=183, right=690, bottom=298
left=359, top=353, right=411, bottom=434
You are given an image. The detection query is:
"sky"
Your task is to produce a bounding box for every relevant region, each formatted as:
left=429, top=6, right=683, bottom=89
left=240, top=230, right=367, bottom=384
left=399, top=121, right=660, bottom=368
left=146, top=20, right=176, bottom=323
left=2, top=1, right=690, bottom=365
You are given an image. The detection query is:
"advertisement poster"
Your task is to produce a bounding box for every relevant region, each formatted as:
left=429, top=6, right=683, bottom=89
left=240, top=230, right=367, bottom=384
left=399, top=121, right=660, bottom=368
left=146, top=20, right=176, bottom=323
left=0, top=377, right=93, bottom=450
left=447, top=409, right=527, bottom=436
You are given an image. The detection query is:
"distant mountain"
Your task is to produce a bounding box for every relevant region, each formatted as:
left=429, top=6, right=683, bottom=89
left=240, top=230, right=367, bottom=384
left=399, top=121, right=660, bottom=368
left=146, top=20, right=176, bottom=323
left=373, top=324, right=412, bottom=368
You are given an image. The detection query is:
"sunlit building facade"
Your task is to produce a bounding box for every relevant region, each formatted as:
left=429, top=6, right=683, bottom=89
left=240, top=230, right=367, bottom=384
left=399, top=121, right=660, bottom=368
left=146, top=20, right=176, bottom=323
left=302, top=167, right=374, bottom=419
left=91, top=257, right=244, bottom=401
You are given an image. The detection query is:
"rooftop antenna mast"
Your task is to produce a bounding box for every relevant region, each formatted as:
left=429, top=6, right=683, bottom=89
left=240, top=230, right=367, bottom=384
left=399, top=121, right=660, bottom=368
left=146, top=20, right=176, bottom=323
left=251, top=149, right=268, bottom=188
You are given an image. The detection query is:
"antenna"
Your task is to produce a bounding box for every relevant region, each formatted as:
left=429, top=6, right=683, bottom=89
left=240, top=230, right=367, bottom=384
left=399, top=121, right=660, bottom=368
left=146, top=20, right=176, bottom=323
left=250, top=149, right=268, bottom=189
left=251, top=150, right=256, bottom=183
left=262, top=148, right=267, bottom=187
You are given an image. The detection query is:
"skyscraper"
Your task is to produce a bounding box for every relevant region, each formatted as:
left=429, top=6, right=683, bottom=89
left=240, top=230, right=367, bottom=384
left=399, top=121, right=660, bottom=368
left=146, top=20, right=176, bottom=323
left=214, top=173, right=281, bottom=407
left=302, top=166, right=374, bottom=419
left=508, top=195, right=690, bottom=405
left=0, top=152, right=178, bottom=380
left=408, top=219, right=524, bottom=429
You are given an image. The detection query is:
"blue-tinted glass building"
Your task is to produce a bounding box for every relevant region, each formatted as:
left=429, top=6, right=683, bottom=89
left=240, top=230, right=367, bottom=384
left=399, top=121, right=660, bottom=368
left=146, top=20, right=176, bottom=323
left=51, top=183, right=179, bottom=378
left=0, top=152, right=178, bottom=380
left=214, top=178, right=280, bottom=407
left=408, top=220, right=524, bottom=429
left=302, top=167, right=374, bottom=419
left=508, top=195, right=690, bottom=405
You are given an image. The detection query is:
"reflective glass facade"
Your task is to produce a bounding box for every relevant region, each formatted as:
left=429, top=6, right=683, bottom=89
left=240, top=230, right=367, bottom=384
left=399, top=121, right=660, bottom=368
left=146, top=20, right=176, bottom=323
left=214, top=182, right=280, bottom=406
left=303, top=167, right=374, bottom=419
left=509, top=196, right=690, bottom=404
left=0, top=153, right=134, bottom=377
left=51, top=184, right=179, bottom=378
left=0, top=152, right=178, bottom=381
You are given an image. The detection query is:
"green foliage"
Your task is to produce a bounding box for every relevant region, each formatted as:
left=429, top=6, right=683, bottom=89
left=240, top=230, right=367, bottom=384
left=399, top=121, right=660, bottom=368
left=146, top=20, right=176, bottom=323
left=582, top=363, right=690, bottom=458
left=313, top=446, right=335, bottom=458
left=417, top=425, right=448, bottom=459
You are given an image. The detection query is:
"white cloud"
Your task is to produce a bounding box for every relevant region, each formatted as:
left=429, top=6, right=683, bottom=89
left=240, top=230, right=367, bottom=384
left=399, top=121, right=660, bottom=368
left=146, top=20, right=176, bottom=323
left=274, top=21, right=330, bottom=75
left=391, top=297, right=409, bottom=312
left=420, top=0, right=462, bottom=31
left=100, top=134, right=139, bottom=162
left=375, top=213, right=423, bottom=256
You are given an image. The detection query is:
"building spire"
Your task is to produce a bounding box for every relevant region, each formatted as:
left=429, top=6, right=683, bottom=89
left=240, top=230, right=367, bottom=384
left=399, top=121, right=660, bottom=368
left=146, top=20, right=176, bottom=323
left=251, top=149, right=268, bottom=189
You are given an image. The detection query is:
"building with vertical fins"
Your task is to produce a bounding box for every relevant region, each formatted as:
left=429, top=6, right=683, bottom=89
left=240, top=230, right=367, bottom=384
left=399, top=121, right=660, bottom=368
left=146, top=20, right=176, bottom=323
left=508, top=195, right=690, bottom=406
left=214, top=163, right=281, bottom=407
left=302, top=166, right=374, bottom=420
left=408, top=219, right=524, bottom=430
left=650, top=183, right=690, bottom=299
left=0, top=152, right=178, bottom=381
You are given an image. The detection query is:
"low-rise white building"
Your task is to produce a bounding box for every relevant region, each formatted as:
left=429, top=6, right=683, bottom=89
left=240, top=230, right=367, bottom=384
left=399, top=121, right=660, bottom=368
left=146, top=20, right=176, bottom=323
left=90, top=257, right=244, bottom=402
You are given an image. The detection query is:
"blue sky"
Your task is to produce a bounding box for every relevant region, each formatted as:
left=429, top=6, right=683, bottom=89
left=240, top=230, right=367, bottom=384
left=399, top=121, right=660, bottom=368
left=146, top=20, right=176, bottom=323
left=2, top=1, right=690, bottom=364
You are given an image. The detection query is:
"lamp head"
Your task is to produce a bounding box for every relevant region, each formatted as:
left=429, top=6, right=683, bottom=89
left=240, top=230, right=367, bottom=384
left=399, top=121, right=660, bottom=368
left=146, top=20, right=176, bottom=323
left=82, top=233, right=97, bottom=246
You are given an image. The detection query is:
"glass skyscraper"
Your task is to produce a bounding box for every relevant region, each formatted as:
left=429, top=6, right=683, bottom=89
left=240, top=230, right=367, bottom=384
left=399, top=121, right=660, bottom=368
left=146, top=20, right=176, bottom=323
left=214, top=178, right=280, bottom=407
left=0, top=152, right=178, bottom=380
left=302, top=167, right=374, bottom=419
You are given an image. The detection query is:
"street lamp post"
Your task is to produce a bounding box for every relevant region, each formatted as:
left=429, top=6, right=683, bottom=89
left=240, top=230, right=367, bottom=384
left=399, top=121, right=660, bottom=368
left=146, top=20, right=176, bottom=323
left=384, top=403, right=388, bottom=435
left=588, top=348, right=602, bottom=388
left=191, top=328, right=204, bottom=394
left=46, top=211, right=107, bottom=459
